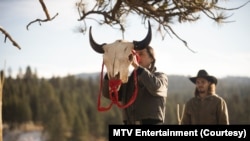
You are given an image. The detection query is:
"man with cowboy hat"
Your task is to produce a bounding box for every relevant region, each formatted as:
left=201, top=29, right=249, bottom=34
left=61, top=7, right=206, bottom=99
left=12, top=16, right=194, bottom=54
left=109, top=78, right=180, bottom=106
left=181, top=69, right=229, bottom=125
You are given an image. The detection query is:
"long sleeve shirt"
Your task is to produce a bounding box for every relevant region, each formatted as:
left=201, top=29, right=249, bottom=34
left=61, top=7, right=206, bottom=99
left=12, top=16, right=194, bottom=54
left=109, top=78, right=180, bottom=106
left=181, top=94, right=229, bottom=125
left=102, top=66, right=168, bottom=124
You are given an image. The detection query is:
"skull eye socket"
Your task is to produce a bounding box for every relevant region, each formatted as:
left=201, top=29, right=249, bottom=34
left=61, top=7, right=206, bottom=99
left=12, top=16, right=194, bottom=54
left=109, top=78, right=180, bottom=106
left=128, top=54, right=133, bottom=62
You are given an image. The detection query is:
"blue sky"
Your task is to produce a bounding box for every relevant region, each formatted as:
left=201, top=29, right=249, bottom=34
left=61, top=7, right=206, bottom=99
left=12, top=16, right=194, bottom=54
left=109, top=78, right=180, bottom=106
left=1, top=0, right=250, bottom=79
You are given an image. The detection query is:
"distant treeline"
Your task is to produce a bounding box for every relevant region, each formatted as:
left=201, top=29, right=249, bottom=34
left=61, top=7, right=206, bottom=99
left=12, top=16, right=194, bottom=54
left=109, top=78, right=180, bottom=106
left=2, top=66, right=250, bottom=141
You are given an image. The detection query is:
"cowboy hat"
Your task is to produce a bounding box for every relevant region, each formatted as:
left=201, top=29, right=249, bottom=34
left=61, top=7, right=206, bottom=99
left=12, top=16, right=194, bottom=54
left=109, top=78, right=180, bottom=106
left=189, top=69, right=218, bottom=85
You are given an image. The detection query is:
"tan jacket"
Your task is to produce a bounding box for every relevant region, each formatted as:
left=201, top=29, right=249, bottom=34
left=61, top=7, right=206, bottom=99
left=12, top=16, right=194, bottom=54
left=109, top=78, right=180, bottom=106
left=181, top=94, right=229, bottom=125
left=102, top=67, right=168, bottom=124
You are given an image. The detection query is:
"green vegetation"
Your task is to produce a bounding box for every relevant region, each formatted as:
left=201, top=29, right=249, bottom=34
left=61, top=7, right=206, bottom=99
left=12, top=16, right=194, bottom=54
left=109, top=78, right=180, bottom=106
left=3, top=66, right=250, bottom=140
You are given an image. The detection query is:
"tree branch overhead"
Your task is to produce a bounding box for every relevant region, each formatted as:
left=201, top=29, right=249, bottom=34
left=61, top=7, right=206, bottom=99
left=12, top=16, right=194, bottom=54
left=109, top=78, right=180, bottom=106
left=76, top=0, right=249, bottom=52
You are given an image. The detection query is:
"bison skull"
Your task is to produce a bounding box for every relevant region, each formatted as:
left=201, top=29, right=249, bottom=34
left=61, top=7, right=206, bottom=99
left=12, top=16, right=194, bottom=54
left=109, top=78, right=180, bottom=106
left=89, top=21, right=152, bottom=83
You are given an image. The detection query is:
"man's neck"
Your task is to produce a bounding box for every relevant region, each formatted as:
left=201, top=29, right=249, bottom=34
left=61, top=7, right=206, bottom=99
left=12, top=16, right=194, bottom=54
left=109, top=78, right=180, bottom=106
left=199, top=92, right=208, bottom=99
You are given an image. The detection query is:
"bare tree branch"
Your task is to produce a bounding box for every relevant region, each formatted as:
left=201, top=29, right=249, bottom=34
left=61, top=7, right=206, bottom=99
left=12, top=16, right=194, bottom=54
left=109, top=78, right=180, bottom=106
left=26, top=0, right=59, bottom=30
left=76, top=0, right=249, bottom=52
left=0, top=26, right=21, bottom=50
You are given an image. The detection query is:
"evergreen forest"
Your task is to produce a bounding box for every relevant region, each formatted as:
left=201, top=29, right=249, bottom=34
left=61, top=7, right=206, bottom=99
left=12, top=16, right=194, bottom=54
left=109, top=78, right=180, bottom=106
left=2, top=66, right=250, bottom=141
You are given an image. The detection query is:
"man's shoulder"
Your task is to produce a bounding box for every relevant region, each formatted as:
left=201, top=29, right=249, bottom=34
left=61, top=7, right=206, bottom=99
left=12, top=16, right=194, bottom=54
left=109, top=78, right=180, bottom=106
left=154, top=72, right=168, bottom=79
left=154, top=71, right=167, bottom=76
left=187, top=97, right=196, bottom=102
left=210, top=94, right=226, bottom=101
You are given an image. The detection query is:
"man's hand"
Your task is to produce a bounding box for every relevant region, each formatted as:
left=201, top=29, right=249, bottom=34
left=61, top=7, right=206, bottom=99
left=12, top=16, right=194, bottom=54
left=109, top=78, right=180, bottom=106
left=131, top=53, right=139, bottom=70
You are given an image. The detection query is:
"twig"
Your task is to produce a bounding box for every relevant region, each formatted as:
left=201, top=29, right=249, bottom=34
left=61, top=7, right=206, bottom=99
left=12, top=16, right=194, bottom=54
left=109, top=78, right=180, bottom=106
left=177, top=104, right=185, bottom=125
left=26, top=0, right=59, bottom=30
left=0, top=26, right=21, bottom=50
left=26, top=13, right=59, bottom=30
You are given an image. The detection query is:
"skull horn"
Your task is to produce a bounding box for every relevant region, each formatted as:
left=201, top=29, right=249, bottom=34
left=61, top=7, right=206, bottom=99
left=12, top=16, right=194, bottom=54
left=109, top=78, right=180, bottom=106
left=89, top=26, right=105, bottom=54
left=133, top=20, right=152, bottom=50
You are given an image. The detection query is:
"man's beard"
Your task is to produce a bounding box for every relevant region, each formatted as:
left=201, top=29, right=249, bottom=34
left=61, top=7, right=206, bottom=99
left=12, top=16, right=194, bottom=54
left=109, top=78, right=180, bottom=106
left=197, top=88, right=206, bottom=94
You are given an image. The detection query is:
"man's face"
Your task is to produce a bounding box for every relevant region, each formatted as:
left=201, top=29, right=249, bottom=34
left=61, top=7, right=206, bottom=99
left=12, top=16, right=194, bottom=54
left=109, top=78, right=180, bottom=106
left=195, top=77, right=210, bottom=94
left=136, top=48, right=153, bottom=68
